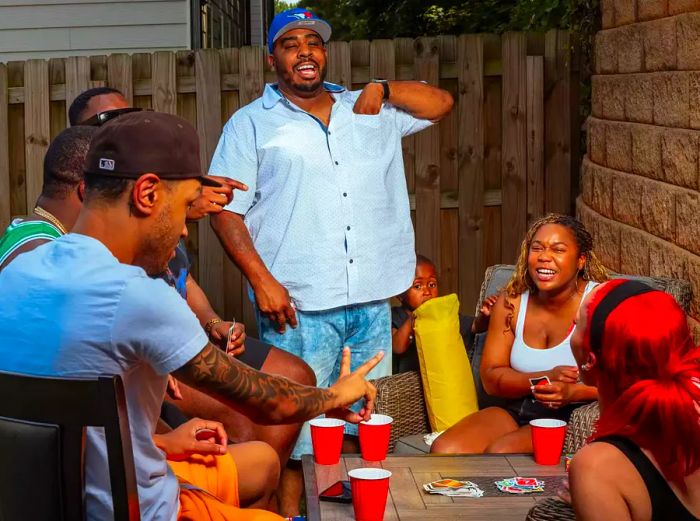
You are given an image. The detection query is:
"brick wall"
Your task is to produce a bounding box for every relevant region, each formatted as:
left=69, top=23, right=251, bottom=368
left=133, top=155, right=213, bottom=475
left=579, top=0, right=700, bottom=340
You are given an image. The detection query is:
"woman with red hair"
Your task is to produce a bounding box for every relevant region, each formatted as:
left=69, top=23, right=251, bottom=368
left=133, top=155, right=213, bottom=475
left=569, top=279, right=700, bottom=520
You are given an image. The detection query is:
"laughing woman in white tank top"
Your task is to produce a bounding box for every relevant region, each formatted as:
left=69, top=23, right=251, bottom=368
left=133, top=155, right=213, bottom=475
left=432, top=214, right=608, bottom=455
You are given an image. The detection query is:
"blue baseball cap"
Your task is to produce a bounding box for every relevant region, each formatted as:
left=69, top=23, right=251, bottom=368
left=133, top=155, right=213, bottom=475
left=267, top=8, right=332, bottom=53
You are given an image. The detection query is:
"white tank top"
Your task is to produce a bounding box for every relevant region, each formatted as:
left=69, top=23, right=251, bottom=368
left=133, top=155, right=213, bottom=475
left=510, top=281, right=598, bottom=373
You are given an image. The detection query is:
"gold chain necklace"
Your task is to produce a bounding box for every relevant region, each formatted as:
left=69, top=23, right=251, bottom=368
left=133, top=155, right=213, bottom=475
left=33, top=206, right=67, bottom=235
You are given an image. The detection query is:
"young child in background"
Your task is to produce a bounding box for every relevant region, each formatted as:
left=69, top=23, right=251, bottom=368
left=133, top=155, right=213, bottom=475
left=391, top=255, right=497, bottom=373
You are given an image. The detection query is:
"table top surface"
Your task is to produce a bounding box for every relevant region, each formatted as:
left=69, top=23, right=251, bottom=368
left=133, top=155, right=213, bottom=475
left=302, top=453, right=568, bottom=521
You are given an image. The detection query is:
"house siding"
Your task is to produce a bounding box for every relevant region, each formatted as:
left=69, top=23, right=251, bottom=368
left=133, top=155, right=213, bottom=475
left=249, top=0, right=272, bottom=47
left=0, top=0, right=190, bottom=62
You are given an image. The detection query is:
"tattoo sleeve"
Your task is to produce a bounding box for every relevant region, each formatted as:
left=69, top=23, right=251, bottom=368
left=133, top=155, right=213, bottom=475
left=172, top=343, right=336, bottom=424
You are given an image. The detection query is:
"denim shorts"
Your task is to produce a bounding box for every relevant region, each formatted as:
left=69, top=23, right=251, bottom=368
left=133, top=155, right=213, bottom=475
left=256, top=299, right=392, bottom=460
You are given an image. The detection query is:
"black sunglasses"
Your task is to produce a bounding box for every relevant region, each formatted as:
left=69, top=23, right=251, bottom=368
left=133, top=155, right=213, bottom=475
left=82, top=107, right=150, bottom=126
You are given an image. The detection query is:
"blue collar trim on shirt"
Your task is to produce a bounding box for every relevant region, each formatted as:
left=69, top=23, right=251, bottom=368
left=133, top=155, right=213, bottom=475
left=262, top=82, right=346, bottom=109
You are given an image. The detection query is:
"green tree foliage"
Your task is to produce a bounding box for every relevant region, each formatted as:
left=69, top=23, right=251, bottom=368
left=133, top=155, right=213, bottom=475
left=294, top=0, right=598, bottom=41
left=274, top=0, right=294, bottom=14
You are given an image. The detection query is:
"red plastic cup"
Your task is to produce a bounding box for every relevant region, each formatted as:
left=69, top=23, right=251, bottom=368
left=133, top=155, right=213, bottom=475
left=310, top=418, right=345, bottom=465
left=530, top=418, right=567, bottom=465
left=359, top=414, right=393, bottom=461
left=348, top=468, right=392, bottom=521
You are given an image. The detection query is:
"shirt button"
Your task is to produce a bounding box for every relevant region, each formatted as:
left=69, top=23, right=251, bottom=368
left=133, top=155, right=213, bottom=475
left=335, top=161, right=339, bottom=165
left=349, top=259, right=354, bottom=264
left=328, top=131, right=332, bottom=135
left=343, top=192, right=347, bottom=197
left=347, top=226, right=351, bottom=230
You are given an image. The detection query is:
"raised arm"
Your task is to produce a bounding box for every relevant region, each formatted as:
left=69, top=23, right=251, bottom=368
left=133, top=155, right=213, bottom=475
left=210, top=210, right=297, bottom=332
left=172, top=342, right=382, bottom=425
left=354, top=81, right=454, bottom=122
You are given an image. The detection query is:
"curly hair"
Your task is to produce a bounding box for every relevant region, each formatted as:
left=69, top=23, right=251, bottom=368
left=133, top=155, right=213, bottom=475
left=501, top=213, right=609, bottom=332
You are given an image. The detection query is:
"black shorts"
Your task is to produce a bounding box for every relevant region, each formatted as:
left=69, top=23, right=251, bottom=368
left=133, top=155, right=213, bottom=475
left=160, top=337, right=274, bottom=429
left=235, top=337, right=273, bottom=371
left=504, top=398, right=582, bottom=427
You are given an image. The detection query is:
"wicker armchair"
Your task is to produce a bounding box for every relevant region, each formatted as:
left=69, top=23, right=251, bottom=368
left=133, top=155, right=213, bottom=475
left=372, top=265, right=691, bottom=455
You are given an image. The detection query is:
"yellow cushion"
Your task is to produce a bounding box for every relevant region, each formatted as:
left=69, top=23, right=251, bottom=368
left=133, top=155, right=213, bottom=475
left=413, top=293, right=479, bottom=432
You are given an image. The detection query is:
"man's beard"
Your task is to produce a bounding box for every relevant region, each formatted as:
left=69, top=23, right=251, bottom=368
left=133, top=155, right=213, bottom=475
left=289, top=63, right=327, bottom=93
left=134, top=203, right=180, bottom=276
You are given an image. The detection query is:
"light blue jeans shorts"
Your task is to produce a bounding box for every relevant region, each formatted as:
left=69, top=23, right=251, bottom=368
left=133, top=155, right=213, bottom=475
left=256, top=299, right=392, bottom=460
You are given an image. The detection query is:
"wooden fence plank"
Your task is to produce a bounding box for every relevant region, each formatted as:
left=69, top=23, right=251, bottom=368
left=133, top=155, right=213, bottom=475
left=326, top=41, right=352, bottom=88
left=457, top=34, right=485, bottom=311
left=8, top=61, right=26, bottom=218
left=438, top=35, right=458, bottom=296
left=152, top=52, right=177, bottom=115
left=90, top=55, right=107, bottom=83
left=414, top=37, right=441, bottom=269
left=23, top=59, right=50, bottom=213
left=132, top=53, right=152, bottom=110
left=369, top=39, right=396, bottom=80
left=396, top=38, right=416, bottom=194
left=195, top=48, right=225, bottom=316
left=526, top=56, right=544, bottom=225
left=501, top=32, right=527, bottom=264
left=544, top=30, right=572, bottom=215
left=176, top=50, right=200, bottom=280
left=219, top=47, right=246, bottom=326
left=438, top=35, right=458, bottom=193
left=0, top=64, right=10, bottom=228
left=49, top=58, right=65, bottom=138
left=237, top=46, right=265, bottom=329
left=350, top=40, right=370, bottom=90
left=64, top=56, right=90, bottom=124
left=106, top=53, right=133, bottom=104
left=483, top=37, right=503, bottom=270
left=440, top=209, right=459, bottom=296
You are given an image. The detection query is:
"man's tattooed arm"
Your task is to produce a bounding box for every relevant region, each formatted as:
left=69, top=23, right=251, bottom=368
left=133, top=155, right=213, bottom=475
left=172, top=342, right=338, bottom=424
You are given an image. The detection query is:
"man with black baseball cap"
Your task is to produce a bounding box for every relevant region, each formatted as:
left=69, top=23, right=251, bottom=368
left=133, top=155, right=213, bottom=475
left=72, top=89, right=319, bottom=489
left=0, top=111, right=383, bottom=520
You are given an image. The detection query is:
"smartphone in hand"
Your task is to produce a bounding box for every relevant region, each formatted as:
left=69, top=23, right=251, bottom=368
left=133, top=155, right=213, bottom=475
left=319, top=481, right=352, bottom=503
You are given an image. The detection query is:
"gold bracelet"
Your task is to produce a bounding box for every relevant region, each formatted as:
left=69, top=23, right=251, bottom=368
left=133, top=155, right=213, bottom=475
left=203, top=318, right=222, bottom=336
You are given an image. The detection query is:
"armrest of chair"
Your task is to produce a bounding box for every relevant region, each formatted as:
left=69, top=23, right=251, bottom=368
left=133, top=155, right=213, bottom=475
left=371, top=371, right=431, bottom=451
left=563, top=401, right=600, bottom=454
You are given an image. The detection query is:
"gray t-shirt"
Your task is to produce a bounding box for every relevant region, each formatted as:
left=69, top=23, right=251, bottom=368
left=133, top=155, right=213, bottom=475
left=0, top=233, right=208, bottom=520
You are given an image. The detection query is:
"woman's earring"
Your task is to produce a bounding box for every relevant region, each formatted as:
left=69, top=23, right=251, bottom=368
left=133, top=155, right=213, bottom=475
left=581, top=352, right=597, bottom=372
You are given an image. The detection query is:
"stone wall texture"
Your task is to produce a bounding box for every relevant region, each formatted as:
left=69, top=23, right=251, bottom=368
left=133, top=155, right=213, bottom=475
left=581, top=0, right=700, bottom=341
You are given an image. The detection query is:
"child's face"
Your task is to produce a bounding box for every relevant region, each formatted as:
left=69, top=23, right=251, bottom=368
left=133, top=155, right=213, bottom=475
left=404, top=262, right=438, bottom=310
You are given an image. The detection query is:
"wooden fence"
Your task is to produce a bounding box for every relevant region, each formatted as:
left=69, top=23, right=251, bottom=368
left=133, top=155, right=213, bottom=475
left=0, top=31, right=579, bottom=330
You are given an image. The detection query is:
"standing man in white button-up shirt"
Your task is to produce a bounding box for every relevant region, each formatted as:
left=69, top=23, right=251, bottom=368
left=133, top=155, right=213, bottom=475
left=209, top=7, right=453, bottom=512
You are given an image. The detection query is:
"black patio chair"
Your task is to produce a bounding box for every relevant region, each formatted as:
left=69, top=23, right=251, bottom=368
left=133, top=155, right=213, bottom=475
left=0, top=372, right=140, bottom=520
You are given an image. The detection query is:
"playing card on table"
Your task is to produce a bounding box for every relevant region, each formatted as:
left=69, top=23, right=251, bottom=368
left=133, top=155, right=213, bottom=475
left=423, top=479, right=484, bottom=498
left=514, top=477, right=539, bottom=487
left=495, top=477, right=545, bottom=494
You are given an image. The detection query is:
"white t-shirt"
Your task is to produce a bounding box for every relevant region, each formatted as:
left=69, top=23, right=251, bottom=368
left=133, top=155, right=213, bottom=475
left=0, top=233, right=208, bottom=520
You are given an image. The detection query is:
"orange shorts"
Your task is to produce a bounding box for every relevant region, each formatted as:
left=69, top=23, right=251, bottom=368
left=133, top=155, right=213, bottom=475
left=169, top=453, right=283, bottom=521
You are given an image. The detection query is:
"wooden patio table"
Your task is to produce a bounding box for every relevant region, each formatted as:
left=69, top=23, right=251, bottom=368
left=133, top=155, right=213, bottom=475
left=302, top=454, right=567, bottom=521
